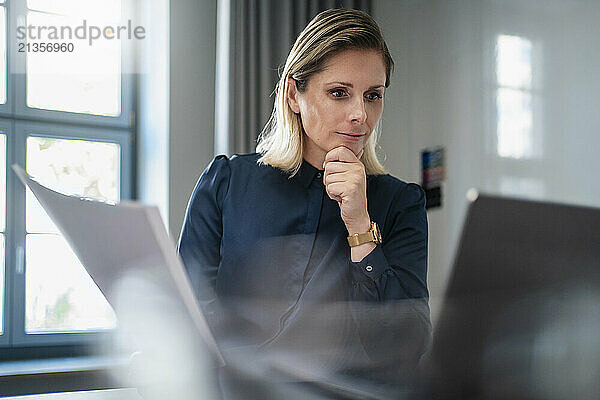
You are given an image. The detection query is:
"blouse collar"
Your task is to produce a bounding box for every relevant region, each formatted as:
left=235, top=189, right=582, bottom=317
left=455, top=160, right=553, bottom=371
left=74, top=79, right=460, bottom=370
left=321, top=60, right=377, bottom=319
left=295, top=159, right=323, bottom=188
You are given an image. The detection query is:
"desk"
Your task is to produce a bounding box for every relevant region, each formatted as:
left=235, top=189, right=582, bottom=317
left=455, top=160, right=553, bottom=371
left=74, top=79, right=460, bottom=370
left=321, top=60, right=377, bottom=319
left=2, top=389, right=140, bottom=400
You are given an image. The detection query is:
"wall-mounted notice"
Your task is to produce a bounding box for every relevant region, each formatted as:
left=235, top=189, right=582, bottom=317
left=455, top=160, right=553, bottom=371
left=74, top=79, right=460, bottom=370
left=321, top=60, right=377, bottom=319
left=421, top=147, right=445, bottom=209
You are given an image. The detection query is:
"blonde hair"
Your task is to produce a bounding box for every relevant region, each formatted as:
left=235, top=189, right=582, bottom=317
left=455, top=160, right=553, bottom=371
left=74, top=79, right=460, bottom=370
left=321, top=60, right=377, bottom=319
left=256, top=8, right=393, bottom=176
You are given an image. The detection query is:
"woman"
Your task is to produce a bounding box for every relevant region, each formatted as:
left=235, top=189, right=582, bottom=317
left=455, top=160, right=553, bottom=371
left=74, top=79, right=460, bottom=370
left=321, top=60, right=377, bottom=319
left=178, top=8, right=430, bottom=398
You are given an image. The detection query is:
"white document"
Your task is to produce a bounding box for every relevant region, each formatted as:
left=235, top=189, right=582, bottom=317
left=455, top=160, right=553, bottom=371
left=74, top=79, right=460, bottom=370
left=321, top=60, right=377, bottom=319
left=12, top=164, right=223, bottom=364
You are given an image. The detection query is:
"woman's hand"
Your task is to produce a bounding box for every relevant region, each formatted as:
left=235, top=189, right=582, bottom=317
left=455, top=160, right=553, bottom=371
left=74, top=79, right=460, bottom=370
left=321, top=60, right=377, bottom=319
left=323, top=146, right=371, bottom=235
left=324, top=146, right=376, bottom=261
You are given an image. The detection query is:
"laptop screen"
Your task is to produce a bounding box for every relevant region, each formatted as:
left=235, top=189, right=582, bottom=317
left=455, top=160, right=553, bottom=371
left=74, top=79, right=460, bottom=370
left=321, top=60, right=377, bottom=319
left=422, top=193, right=600, bottom=399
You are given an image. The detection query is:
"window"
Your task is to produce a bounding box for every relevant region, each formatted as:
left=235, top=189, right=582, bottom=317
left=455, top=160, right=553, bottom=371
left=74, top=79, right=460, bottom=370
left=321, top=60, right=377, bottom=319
left=484, top=33, right=545, bottom=201
left=495, top=34, right=541, bottom=160
left=0, top=130, right=5, bottom=342
left=1, top=0, right=134, bottom=350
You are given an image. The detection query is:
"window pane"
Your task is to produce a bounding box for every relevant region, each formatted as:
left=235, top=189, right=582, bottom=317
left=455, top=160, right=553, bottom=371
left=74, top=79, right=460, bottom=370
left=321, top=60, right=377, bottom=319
left=0, top=235, right=4, bottom=334
left=26, top=11, right=121, bottom=116
left=26, top=234, right=116, bottom=333
left=0, top=7, right=6, bottom=104
left=26, top=136, right=120, bottom=233
left=26, top=188, right=60, bottom=234
left=0, top=133, right=5, bottom=232
left=496, top=35, right=532, bottom=89
left=496, top=88, right=533, bottom=159
left=25, top=137, right=119, bottom=333
left=27, top=0, right=120, bottom=18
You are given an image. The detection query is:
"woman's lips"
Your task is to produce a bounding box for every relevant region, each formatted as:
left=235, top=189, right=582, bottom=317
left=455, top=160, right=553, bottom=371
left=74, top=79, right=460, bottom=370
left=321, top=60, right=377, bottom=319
left=336, top=132, right=365, bottom=140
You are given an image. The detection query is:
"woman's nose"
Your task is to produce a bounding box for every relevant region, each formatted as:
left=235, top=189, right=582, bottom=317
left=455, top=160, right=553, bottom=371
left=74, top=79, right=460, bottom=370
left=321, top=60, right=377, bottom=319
left=349, top=98, right=367, bottom=124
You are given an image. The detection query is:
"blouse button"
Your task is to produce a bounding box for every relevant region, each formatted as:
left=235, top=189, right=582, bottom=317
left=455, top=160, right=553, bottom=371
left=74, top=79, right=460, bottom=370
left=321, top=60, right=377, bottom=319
left=316, top=172, right=322, bottom=179
left=366, top=265, right=373, bottom=272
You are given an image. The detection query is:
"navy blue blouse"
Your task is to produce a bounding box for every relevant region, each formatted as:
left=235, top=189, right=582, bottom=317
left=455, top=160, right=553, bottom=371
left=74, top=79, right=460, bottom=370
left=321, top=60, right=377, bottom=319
left=178, top=153, right=431, bottom=375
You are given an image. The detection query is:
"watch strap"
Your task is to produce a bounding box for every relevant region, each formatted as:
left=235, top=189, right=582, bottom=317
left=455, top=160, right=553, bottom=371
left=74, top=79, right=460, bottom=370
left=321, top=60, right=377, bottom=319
left=347, top=222, right=381, bottom=247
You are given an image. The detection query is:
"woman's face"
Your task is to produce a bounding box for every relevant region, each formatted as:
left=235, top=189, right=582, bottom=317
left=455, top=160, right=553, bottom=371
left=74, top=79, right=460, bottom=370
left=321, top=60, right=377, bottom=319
left=288, top=49, right=386, bottom=167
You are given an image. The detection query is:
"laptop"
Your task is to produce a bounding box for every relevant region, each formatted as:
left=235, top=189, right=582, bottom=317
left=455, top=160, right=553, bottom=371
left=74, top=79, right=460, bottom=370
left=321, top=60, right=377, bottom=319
left=420, top=191, right=600, bottom=399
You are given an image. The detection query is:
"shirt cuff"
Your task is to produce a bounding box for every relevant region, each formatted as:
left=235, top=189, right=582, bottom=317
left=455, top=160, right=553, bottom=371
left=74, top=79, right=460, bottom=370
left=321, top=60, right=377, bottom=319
left=349, top=245, right=389, bottom=282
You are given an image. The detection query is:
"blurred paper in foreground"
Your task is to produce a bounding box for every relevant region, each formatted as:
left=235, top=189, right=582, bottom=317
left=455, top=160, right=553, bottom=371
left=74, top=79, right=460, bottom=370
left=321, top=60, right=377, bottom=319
left=11, top=163, right=223, bottom=365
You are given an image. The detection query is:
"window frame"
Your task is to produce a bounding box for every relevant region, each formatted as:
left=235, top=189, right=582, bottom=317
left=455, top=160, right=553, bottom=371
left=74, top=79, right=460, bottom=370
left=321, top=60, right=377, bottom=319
left=7, top=0, right=134, bottom=128
left=0, top=0, right=136, bottom=351
left=0, top=4, right=12, bottom=116
left=0, top=119, right=13, bottom=346
left=8, top=121, right=131, bottom=347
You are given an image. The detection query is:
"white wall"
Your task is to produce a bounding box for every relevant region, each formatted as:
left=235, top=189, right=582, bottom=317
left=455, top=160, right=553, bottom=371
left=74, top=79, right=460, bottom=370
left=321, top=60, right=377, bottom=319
left=169, top=0, right=217, bottom=239
left=373, top=0, right=600, bottom=321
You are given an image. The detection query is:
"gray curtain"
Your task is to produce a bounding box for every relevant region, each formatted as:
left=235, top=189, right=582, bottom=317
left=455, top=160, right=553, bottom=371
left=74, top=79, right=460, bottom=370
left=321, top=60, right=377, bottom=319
left=223, top=0, right=373, bottom=155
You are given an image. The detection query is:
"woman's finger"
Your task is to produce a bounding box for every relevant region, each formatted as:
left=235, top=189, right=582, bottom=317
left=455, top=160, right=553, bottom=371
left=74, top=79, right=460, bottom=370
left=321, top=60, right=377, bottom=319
left=324, top=161, right=351, bottom=175
left=325, top=146, right=358, bottom=164
left=324, top=170, right=352, bottom=185
left=325, top=182, right=345, bottom=201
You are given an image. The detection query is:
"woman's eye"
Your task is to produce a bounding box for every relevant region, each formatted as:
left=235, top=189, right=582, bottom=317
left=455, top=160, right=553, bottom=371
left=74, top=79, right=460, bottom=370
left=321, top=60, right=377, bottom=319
left=329, top=89, right=347, bottom=98
left=366, top=92, right=383, bottom=101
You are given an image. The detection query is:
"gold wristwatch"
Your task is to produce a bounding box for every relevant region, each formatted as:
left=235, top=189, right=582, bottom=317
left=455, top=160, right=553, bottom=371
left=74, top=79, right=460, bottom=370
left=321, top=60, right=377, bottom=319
left=347, top=222, right=382, bottom=247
